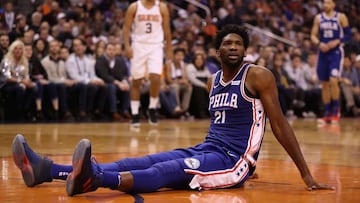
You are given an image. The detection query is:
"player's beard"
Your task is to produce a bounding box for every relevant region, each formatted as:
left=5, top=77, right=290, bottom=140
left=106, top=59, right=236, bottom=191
left=222, top=55, right=244, bottom=70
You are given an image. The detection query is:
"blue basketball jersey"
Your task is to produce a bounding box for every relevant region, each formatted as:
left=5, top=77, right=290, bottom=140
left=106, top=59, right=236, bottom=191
left=206, top=63, right=266, bottom=160
left=319, top=12, right=343, bottom=44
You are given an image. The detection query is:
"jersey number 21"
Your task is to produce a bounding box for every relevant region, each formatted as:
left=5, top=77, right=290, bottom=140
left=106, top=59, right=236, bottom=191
left=214, top=111, right=226, bottom=124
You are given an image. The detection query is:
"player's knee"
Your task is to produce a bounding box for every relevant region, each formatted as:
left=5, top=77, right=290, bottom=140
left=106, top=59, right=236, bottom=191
left=329, top=77, right=339, bottom=84
left=149, top=73, right=161, bottom=81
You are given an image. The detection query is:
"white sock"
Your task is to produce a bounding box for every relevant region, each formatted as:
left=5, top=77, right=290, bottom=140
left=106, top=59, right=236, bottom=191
left=131, top=100, right=140, bottom=115
left=149, top=97, right=159, bottom=109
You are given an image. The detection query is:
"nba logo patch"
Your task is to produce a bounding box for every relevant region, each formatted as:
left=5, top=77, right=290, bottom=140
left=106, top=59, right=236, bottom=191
left=184, top=158, right=200, bottom=169
left=231, top=80, right=241, bottom=85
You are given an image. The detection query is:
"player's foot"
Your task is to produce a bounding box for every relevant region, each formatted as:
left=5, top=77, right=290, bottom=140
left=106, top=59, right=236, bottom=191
left=331, top=114, right=340, bottom=125
left=66, top=139, right=102, bottom=196
left=12, top=134, right=53, bottom=187
left=130, top=114, right=140, bottom=127
left=317, top=116, right=331, bottom=125
left=148, top=109, right=158, bottom=125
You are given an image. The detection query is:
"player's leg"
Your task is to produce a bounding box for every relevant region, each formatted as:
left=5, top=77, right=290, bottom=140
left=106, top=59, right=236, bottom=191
left=66, top=141, right=253, bottom=195
left=12, top=134, right=72, bottom=187
left=320, top=81, right=331, bottom=119
left=66, top=138, right=191, bottom=195
left=130, top=43, right=148, bottom=126
left=147, top=43, right=164, bottom=124
left=316, top=53, right=331, bottom=124
left=130, top=78, right=143, bottom=126
left=148, top=73, right=161, bottom=124
left=328, top=49, right=344, bottom=124
left=66, top=138, right=196, bottom=195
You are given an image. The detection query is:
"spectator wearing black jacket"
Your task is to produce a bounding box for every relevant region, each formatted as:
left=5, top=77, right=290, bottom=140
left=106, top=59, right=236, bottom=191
left=95, top=43, right=130, bottom=120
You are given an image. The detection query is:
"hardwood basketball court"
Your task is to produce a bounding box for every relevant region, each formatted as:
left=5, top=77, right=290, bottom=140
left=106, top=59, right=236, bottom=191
left=0, top=118, right=359, bottom=202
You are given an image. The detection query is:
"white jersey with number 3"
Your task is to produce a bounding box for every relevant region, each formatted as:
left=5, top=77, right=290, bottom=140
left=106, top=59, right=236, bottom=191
left=132, top=0, right=163, bottom=44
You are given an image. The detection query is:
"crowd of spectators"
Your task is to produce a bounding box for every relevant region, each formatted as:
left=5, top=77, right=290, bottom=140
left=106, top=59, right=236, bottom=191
left=0, top=0, right=359, bottom=123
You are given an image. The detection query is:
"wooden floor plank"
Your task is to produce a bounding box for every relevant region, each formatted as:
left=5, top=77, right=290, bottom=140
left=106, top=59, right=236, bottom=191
left=0, top=118, right=359, bottom=202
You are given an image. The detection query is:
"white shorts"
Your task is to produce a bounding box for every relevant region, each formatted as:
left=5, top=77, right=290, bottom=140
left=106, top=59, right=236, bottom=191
left=131, top=42, right=164, bottom=80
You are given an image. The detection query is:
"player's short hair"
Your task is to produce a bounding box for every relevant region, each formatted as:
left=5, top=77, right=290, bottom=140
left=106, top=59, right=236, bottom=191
left=173, top=47, right=186, bottom=54
left=215, top=24, right=249, bottom=50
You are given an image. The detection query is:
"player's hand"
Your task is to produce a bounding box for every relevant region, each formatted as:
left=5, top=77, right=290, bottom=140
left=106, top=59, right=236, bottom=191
left=306, top=182, right=335, bottom=191
left=327, top=39, right=340, bottom=49
left=319, top=43, right=330, bottom=52
left=125, top=47, right=133, bottom=59
left=303, top=175, right=335, bottom=191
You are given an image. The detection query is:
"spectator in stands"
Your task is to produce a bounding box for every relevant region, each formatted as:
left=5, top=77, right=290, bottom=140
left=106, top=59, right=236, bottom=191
left=0, top=33, right=9, bottom=61
left=58, top=22, right=74, bottom=49
left=37, top=25, right=55, bottom=43
left=0, top=2, right=15, bottom=32
left=43, top=0, right=62, bottom=26
left=29, top=11, right=43, bottom=34
left=159, top=76, right=182, bottom=119
left=23, top=30, right=35, bottom=45
left=302, top=51, right=322, bottom=118
left=202, top=15, right=218, bottom=43
left=8, top=14, right=27, bottom=43
left=0, top=40, right=37, bottom=121
left=205, top=46, right=221, bottom=74
left=356, top=56, right=360, bottom=84
left=25, top=44, right=47, bottom=121
left=217, top=3, right=242, bottom=29
left=172, top=9, right=193, bottom=36
left=95, top=43, right=130, bottom=121
left=340, top=55, right=360, bottom=117
left=33, top=39, right=48, bottom=60
left=94, top=40, right=107, bottom=58
left=270, top=51, right=298, bottom=116
left=255, top=56, right=266, bottom=67
left=60, top=46, right=70, bottom=61
left=284, top=53, right=306, bottom=117
left=41, top=40, right=75, bottom=121
left=187, top=52, right=211, bottom=119
left=345, top=28, right=360, bottom=55
left=65, top=38, right=107, bottom=121
left=165, top=48, right=193, bottom=118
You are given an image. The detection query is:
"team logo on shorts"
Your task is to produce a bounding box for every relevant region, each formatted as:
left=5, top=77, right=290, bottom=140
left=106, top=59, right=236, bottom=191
left=331, top=69, right=339, bottom=77
left=184, top=158, right=200, bottom=169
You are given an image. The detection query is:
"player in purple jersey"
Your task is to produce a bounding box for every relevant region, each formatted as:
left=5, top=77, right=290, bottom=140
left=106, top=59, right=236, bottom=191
left=12, top=25, right=334, bottom=196
left=311, top=0, right=351, bottom=124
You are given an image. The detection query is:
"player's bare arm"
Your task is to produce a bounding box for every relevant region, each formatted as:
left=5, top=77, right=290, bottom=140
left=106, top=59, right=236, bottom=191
left=246, top=65, right=335, bottom=190
left=311, top=15, right=330, bottom=52
left=160, top=2, right=173, bottom=61
left=123, top=2, right=137, bottom=59
left=310, top=15, right=320, bottom=45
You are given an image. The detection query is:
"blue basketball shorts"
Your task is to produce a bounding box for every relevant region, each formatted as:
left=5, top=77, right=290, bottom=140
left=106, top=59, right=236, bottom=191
left=316, top=47, right=344, bottom=81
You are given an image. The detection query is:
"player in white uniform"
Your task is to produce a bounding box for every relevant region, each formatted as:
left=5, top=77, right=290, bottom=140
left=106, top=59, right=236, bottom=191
left=123, top=0, right=172, bottom=126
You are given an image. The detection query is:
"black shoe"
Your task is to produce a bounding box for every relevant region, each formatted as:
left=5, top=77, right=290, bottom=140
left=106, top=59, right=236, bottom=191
left=36, top=111, right=45, bottom=121
left=130, top=114, right=140, bottom=127
left=148, top=109, right=158, bottom=125
left=63, top=111, right=75, bottom=122
left=66, top=139, right=102, bottom=196
left=91, top=110, right=105, bottom=121
left=78, top=112, right=91, bottom=122
left=12, top=134, right=53, bottom=187
left=53, top=110, right=59, bottom=121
